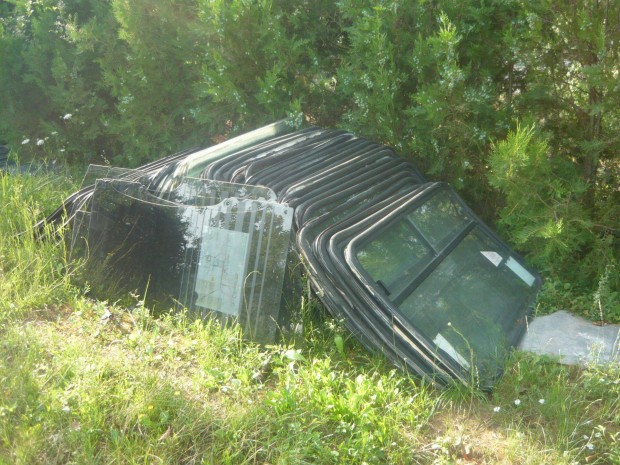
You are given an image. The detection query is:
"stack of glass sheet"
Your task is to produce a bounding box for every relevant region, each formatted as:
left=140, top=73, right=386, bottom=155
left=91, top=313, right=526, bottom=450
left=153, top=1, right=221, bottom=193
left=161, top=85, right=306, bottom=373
left=69, top=169, right=293, bottom=344
left=41, top=122, right=541, bottom=387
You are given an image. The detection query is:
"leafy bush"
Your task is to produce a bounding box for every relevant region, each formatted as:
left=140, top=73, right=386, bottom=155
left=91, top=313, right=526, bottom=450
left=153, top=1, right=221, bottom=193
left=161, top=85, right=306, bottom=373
left=1, top=0, right=618, bottom=312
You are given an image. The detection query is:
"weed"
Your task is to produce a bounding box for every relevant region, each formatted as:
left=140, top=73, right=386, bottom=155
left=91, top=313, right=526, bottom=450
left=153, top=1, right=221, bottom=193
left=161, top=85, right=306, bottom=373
left=1, top=172, right=619, bottom=464
left=593, top=264, right=620, bottom=323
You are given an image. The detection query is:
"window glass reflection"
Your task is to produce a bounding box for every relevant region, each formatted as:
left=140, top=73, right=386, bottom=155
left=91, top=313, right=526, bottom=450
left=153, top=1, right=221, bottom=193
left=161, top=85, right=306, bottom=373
left=407, top=191, right=469, bottom=249
left=398, top=229, right=535, bottom=382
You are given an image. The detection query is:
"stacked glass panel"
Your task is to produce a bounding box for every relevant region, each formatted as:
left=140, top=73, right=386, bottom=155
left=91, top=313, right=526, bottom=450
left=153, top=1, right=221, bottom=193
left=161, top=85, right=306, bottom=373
left=44, top=122, right=540, bottom=387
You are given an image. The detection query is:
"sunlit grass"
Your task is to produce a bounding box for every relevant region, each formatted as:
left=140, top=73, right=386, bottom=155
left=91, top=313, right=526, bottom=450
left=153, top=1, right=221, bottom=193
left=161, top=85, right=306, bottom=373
left=0, top=168, right=79, bottom=321
left=0, top=171, right=619, bottom=464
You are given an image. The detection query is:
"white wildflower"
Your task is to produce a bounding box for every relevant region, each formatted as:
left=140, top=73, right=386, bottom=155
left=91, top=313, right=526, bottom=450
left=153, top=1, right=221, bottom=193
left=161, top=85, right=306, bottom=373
left=538, top=399, right=545, bottom=404
left=36, top=139, right=44, bottom=146
left=594, top=432, right=602, bottom=438
left=514, top=399, right=521, bottom=406
left=493, top=406, right=501, bottom=413
left=51, top=131, right=58, bottom=136
left=586, top=443, right=595, bottom=450
left=63, top=113, right=72, bottom=120
left=21, top=138, right=30, bottom=145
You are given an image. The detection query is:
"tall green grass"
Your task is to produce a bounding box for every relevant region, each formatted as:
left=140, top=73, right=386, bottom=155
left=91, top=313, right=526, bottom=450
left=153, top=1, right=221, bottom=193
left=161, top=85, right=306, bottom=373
left=0, top=168, right=78, bottom=321
left=0, top=171, right=619, bottom=464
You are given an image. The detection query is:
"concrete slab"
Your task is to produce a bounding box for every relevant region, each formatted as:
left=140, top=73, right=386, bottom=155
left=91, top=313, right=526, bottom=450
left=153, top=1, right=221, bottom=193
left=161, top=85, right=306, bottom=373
left=518, top=310, right=620, bottom=366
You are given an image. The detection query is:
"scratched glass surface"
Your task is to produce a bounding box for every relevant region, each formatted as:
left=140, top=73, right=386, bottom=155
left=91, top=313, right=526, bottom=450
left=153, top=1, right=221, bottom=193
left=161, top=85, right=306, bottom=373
left=82, top=179, right=293, bottom=343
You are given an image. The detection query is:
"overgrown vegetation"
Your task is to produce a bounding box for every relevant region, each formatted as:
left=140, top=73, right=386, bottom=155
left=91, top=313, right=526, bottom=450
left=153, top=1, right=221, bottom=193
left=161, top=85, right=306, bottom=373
left=0, top=171, right=619, bottom=464
left=1, top=0, right=617, bottom=319
left=0, top=1, right=619, bottom=460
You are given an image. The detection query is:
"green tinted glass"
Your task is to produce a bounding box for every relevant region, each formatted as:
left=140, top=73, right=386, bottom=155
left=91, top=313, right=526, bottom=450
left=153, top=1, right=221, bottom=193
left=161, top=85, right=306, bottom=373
left=356, top=220, right=433, bottom=295
left=407, top=191, right=469, bottom=249
left=398, top=228, right=536, bottom=382
left=356, top=190, right=468, bottom=295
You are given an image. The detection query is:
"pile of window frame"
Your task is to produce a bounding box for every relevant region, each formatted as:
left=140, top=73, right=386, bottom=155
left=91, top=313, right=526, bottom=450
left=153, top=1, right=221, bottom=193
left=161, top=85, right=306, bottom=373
left=39, top=121, right=541, bottom=388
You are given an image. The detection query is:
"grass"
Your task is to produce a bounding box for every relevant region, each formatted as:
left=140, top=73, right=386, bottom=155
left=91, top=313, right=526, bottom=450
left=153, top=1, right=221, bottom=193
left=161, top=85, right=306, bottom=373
left=0, top=171, right=619, bottom=464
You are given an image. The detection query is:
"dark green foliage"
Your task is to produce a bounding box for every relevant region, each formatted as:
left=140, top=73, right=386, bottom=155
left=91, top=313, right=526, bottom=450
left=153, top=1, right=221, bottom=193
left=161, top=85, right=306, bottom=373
left=193, top=0, right=345, bottom=133
left=336, top=0, right=518, bottom=210
left=0, top=0, right=120, bottom=163
left=0, top=0, right=618, bottom=319
left=104, top=0, right=205, bottom=165
left=486, top=1, right=619, bottom=316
